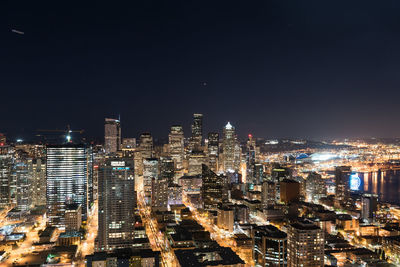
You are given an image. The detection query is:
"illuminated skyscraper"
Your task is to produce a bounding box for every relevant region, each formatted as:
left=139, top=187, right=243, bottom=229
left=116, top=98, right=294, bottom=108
left=0, top=155, right=13, bottom=208
left=46, top=144, right=91, bottom=228
left=246, top=134, right=256, bottom=183
left=97, top=158, right=136, bottom=251
left=222, top=122, right=240, bottom=172
left=305, top=172, right=326, bottom=203
left=31, top=158, right=46, bottom=206
left=261, top=181, right=276, bottom=209
left=201, top=164, right=223, bottom=210
left=151, top=177, right=168, bottom=211
left=143, top=158, right=158, bottom=205
left=104, top=118, right=121, bottom=154
left=168, top=125, right=184, bottom=170
left=190, top=113, right=203, bottom=150
left=188, top=151, right=208, bottom=176
left=139, top=133, right=153, bottom=159
left=160, top=157, right=175, bottom=184
left=192, top=113, right=203, bottom=144
left=361, top=194, right=377, bottom=222
left=14, top=157, right=32, bottom=211
left=207, top=132, right=219, bottom=172
left=254, top=225, right=287, bottom=267
left=287, top=220, right=324, bottom=267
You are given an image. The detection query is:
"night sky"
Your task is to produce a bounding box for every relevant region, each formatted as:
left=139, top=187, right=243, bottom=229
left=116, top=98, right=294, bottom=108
left=3, top=0, right=400, bottom=140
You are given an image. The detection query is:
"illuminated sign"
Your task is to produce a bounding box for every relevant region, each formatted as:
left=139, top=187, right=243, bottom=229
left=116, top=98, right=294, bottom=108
left=349, top=173, right=361, bottom=191
left=111, top=161, right=125, bottom=167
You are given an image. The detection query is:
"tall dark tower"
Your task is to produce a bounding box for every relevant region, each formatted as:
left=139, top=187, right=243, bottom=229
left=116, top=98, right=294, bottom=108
left=191, top=113, right=203, bottom=149
left=334, top=166, right=351, bottom=208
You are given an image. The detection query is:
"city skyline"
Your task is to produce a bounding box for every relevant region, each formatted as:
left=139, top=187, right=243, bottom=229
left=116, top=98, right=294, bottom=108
left=4, top=1, right=400, bottom=139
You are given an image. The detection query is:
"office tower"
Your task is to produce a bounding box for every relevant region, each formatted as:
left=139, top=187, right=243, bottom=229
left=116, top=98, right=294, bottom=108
left=188, top=151, right=208, bottom=176
left=252, top=163, right=264, bottom=185
left=143, top=158, right=158, bottom=205
left=361, top=194, right=377, bottom=222
left=0, top=155, right=13, bottom=208
left=335, top=166, right=351, bottom=208
left=246, top=134, right=256, bottom=183
left=222, top=122, right=240, bottom=172
left=167, top=183, right=182, bottom=208
left=152, top=177, right=168, bottom=211
left=217, top=206, right=234, bottom=232
left=191, top=113, right=203, bottom=149
left=104, top=118, right=121, bottom=154
left=261, top=181, right=276, bottom=209
left=139, top=133, right=153, bottom=159
left=271, top=167, right=290, bottom=202
left=14, top=157, right=32, bottom=211
left=254, top=225, right=287, bottom=267
left=64, top=204, right=82, bottom=231
left=169, top=125, right=184, bottom=170
left=280, top=179, right=300, bottom=204
left=121, top=138, right=136, bottom=149
left=97, top=158, right=136, bottom=251
left=287, top=220, right=324, bottom=267
left=31, top=158, right=46, bottom=206
left=201, top=164, right=223, bottom=210
left=160, top=157, right=175, bottom=184
left=46, top=144, right=90, bottom=228
left=305, top=172, right=326, bottom=203
left=207, top=132, right=219, bottom=172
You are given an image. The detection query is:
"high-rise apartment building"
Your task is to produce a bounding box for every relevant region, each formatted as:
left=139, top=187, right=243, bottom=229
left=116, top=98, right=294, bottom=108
left=97, top=158, right=136, bottom=251
left=104, top=118, right=121, bottom=154
left=151, top=177, right=168, bottom=211
left=169, top=125, right=184, bottom=170
left=222, top=122, right=240, bottom=172
left=287, top=220, right=324, bottom=267
left=254, top=225, right=287, bottom=267
left=46, top=144, right=91, bottom=228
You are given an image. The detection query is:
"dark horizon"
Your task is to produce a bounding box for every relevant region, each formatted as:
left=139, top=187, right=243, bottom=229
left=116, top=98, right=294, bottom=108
left=3, top=0, right=400, bottom=140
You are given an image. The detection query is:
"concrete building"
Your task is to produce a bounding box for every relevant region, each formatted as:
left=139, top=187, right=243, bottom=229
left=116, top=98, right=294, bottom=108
left=287, top=220, right=324, bottom=267
left=64, top=204, right=82, bottom=231
left=97, top=158, right=136, bottom=251
left=104, top=118, right=121, bottom=154
left=254, top=225, right=287, bottom=267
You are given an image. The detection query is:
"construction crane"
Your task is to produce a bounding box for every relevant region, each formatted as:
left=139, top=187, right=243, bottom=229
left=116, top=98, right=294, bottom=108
left=36, top=125, right=84, bottom=143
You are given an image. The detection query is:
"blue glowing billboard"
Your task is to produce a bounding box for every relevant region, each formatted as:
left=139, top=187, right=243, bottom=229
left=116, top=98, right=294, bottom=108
left=349, top=173, right=361, bottom=191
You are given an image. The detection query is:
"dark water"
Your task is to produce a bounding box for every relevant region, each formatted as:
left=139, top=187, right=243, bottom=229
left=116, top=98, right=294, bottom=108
left=361, top=169, right=400, bottom=204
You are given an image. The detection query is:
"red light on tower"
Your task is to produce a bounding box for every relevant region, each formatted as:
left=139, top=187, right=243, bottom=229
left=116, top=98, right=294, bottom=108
left=248, top=134, right=252, bottom=138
